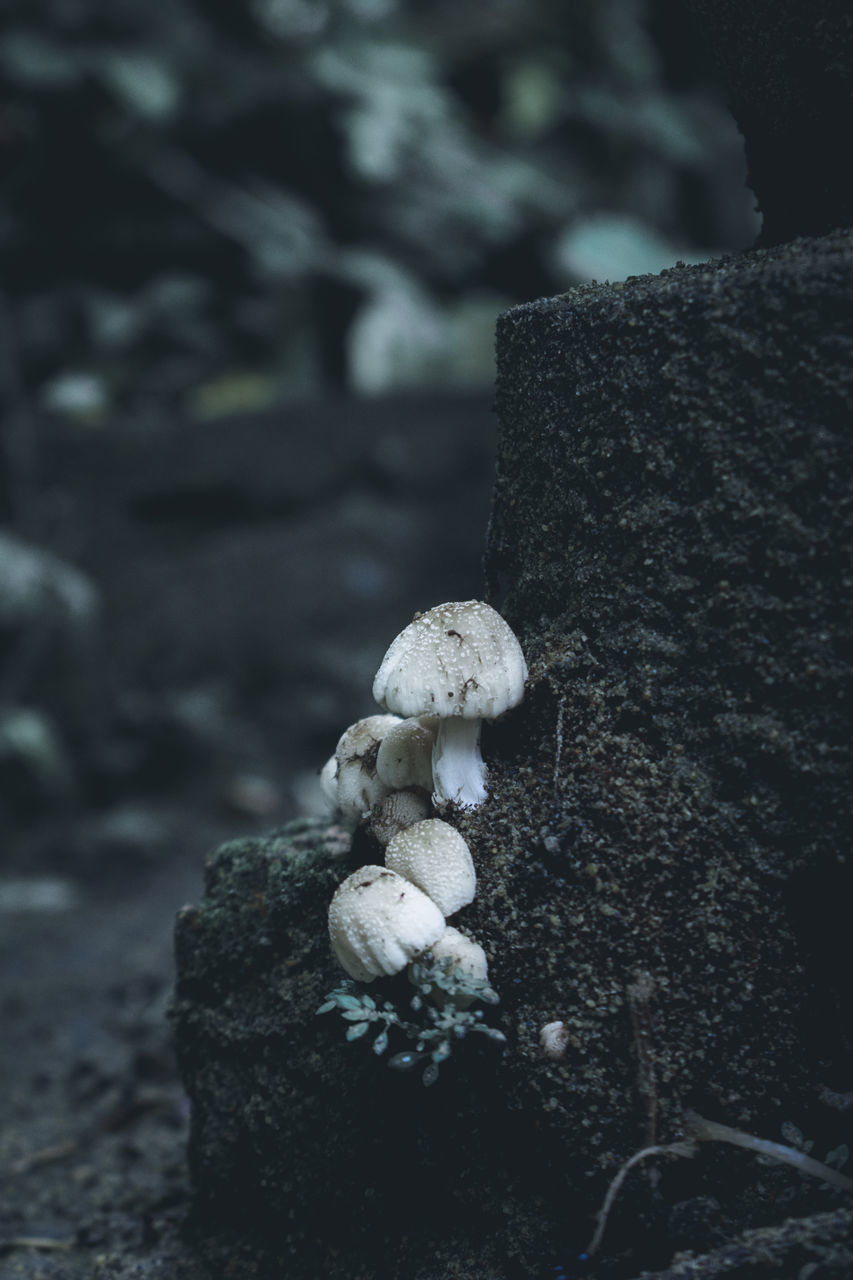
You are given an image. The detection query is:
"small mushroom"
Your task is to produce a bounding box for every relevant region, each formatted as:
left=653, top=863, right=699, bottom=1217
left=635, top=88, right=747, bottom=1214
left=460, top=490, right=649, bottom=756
left=372, top=600, right=528, bottom=808
left=334, top=714, right=402, bottom=824
left=369, top=787, right=431, bottom=847
left=384, top=818, right=475, bottom=917
left=422, top=925, right=489, bottom=1008
left=539, top=1020, right=570, bottom=1061
left=376, top=716, right=438, bottom=792
left=328, top=865, right=445, bottom=981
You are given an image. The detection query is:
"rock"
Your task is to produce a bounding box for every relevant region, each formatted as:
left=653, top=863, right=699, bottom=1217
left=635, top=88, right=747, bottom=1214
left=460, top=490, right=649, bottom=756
left=171, top=819, right=514, bottom=1278
left=172, top=237, right=853, bottom=1275
left=479, top=227, right=853, bottom=1255
left=629, top=1206, right=853, bottom=1280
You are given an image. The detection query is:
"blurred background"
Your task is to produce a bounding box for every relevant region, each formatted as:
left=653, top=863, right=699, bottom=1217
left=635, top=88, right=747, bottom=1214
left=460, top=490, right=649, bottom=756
left=0, top=5, right=764, bottom=1271
left=0, top=0, right=760, bottom=869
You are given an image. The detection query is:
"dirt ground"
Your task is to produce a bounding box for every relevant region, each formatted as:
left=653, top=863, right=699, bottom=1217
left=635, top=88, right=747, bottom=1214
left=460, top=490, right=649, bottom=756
left=1, top=814, right=221, bottom=1279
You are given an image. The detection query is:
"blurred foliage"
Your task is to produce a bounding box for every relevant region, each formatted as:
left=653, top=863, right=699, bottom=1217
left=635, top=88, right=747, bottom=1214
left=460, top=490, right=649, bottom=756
left=0, top=0, right=760, bottom=842
left=0, top=0, right=757, bottom=417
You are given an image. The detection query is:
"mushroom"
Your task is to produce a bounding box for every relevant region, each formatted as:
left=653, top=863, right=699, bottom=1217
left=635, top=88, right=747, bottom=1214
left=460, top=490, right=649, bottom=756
left=369, top=787, right=431, bottom=847
left=419, top=925, right=490, bottom=1008
left=384, top=818, right=475, bottom=917
left=372, top=600, right=528, bottom=808
left=333, top=714, right=402, bottom=824
left=376, top=716, right=438, bottom=792
left=328, top=865, right=445, bottom=981
left=539, top=1020, right=571, bottom=1061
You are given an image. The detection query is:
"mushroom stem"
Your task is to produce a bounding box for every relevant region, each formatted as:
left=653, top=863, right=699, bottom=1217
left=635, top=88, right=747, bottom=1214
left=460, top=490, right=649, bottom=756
left=431, top=717, right=487, bottom=808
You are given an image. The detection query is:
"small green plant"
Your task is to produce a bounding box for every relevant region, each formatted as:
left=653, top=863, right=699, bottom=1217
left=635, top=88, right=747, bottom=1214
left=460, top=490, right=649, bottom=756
left=317, top=952, right=506, bottom=1086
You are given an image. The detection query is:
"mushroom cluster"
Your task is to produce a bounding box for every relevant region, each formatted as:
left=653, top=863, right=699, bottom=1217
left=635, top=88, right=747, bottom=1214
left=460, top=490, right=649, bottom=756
left=321, top=600, right=527, bottom=825
left=373, top=600, right=528, bottom=809
left=320, top=600, right=526, bottom=988
left=328, top=818, right=486, bottom=987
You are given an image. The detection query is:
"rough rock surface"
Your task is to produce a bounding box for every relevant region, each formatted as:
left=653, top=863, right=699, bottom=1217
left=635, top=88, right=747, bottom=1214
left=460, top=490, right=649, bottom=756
left=171, top=820, right=518, bottom=1278
left=173, top=230, right=853, bottom=1276
left=482, top=226, right=853, bottom=1265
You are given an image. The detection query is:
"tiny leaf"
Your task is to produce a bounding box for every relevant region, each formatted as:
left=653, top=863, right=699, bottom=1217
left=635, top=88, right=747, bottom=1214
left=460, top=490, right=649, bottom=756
left=335, top=994, right=363, bottom=1011
left=781, top=1121, right=804, bottom=1148
left=422, top=1062, right=440, bottom=1086
left=388, top=1050, right=422, bottom=1071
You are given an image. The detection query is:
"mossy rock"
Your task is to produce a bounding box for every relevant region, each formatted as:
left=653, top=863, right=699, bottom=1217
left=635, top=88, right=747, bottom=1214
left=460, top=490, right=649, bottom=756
left=173, top=230, right=853, bottom=1277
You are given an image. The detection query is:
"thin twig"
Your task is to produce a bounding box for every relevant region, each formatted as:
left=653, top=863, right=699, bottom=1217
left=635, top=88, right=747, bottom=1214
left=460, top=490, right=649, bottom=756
left=587, top=1110, right=853, bottom=1258
left=586, top=1140, right=698, bottom=1256
left=685, top=1111, right=853, bottom=1194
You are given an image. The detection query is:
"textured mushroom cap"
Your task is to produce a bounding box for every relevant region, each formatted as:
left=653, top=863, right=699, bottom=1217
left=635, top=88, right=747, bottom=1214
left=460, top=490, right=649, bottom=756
left=376, top=716, right=438, bottom=791
left=334, top=714, right=401, bottom=823
left=369, top=787, right=431, bottom=847
left=539, top=1021, right=570, bottom=1061
left=372, top=600, right=528, bottom=720
left=415, top=925, right=489, bottom=1009
left=335, top=714, right=402, bottom=763
left=384, top=818, right=476, bottom=917
left=328, top=865, right=445, bottom=982
left=430, top=926, right=488, bottom=986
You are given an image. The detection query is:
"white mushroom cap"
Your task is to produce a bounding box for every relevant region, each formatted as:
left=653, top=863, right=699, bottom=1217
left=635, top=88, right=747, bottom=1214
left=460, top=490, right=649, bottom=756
left=373, top=602, right=528, bottom=808
left=372, top=601, right=528, bottom=721
left=328, top=864, right=445, bottom=982
left=539, top=1020, right=571, bottom=1061
left=334, top=714, right=402, bottom=823
left=369, top=787, right=431, bottom=847
left=319, top=754, right=338, bottom=812
left=384, top=818, right=475, bottom=917
left=429, top=926, right=488, bottom=986
left=410, top=925, right=490, bottom=1009
left=376, top=716, right=438, bottom=792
